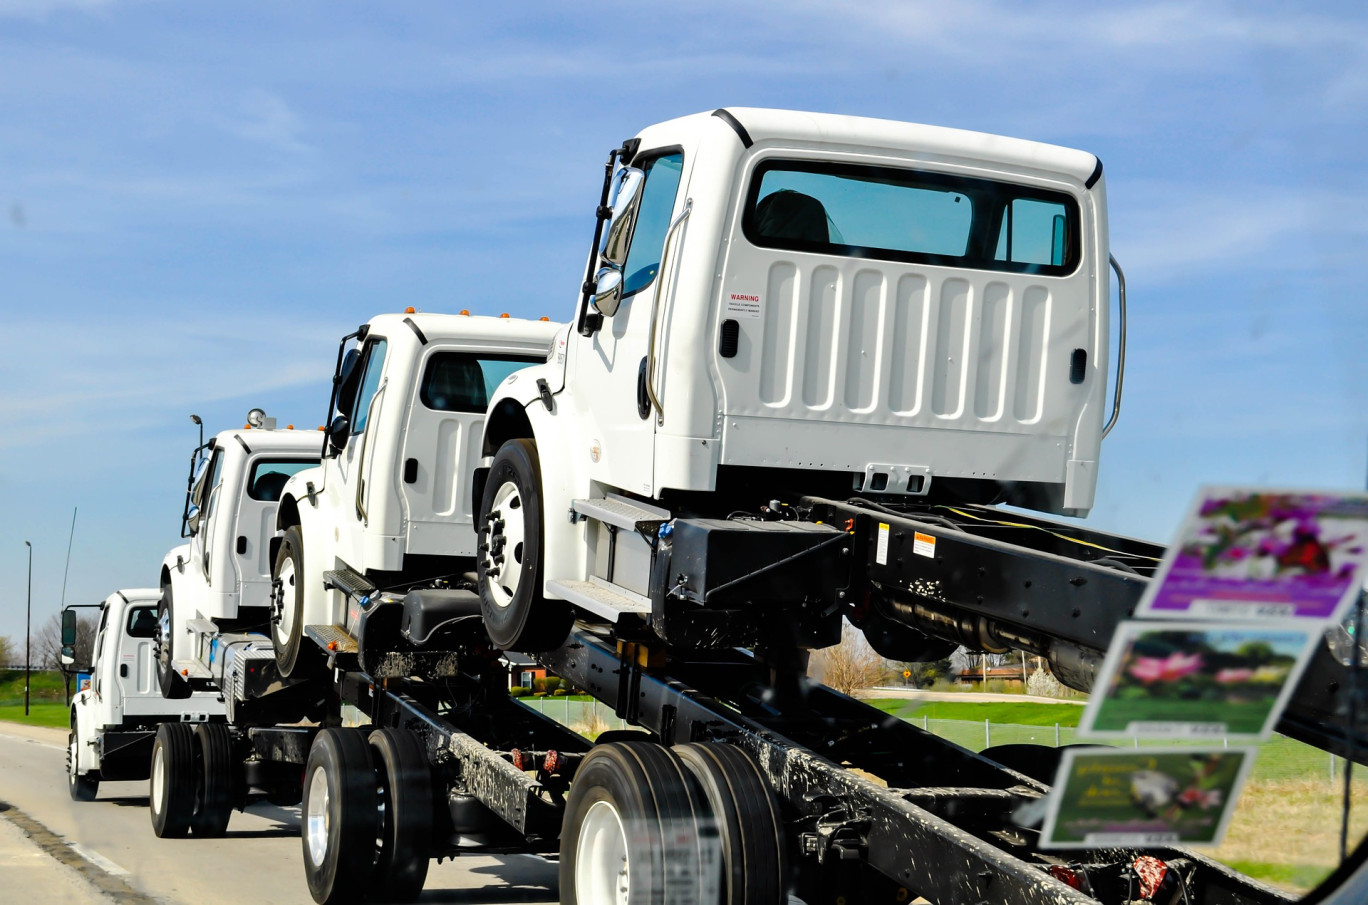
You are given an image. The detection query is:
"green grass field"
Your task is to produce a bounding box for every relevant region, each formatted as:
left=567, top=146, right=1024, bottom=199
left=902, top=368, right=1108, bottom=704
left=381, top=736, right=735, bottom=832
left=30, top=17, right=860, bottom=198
left=866, top=698, right=1083, bottom=727
left=0, top=669, right=73, bottom=729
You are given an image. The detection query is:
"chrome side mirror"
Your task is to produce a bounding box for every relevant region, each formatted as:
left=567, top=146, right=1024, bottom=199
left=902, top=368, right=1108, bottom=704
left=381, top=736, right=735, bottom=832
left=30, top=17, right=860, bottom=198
left=600, top=166, right=645, bottom=267
left=186, top=504, right=201, bottom=536
left=60, top=645, right=75, bottom=667
left=592, top=267, right=625, bottom=317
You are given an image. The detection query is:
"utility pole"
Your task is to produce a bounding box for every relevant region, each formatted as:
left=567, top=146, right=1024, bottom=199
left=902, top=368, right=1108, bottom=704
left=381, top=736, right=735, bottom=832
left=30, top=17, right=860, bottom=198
left=24, top=540, right=32, bottom=716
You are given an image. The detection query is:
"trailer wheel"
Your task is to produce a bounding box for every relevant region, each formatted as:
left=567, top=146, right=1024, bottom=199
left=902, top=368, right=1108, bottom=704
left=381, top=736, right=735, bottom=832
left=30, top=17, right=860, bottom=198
left=367, top=729, right=431, bottom=902
left=155, top=584, right=191, bottom=699
left=477, top=439, right=572, bottom=652
left=67, top=715, right=99, bottom=802
left=192, top=723, right=236, bottom=837
left=675, top=743, right=788, bottom=905
left=150, top=722, right=197, bottom=838
left=273, top=525, right=325, bottom=679
left=560, top=742, right=711, bottom=905
left=302, top=728, right=379, bottom=905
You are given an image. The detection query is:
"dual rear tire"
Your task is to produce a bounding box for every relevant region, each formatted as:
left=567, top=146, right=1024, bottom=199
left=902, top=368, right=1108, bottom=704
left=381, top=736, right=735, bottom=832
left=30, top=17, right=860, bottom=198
left=149, top=722, right=238, bottom=838
left=301, top=727, right=433, bottom=905
left=560, top=741, right=787, bottom=905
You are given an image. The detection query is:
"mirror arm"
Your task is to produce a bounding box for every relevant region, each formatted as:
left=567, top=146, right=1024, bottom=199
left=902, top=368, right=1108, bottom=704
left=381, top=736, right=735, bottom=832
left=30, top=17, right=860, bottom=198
left=578, top=146, right=624, bottom=337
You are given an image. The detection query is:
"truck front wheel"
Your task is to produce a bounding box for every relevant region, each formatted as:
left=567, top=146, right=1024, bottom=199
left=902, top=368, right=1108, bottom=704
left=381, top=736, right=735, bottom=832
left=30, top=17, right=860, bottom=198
left=273, top=525, right=325, bottom=680
left=67, top=715, right=98, bottom=802
left=477, top=439, right=572, bottom=652
left=155, top=585, right=191, bottom=699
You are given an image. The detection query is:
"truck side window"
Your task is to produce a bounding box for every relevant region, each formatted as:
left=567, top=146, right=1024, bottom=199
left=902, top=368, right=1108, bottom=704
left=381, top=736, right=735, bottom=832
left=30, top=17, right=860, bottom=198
left=419, top=352, right=545, bottom=413
left=349, top=339, right=388, bottom=434
left=126, top=606, right=158, bottom=638
left=200, top=450, right=226, bottom=522
left=620, top=152, right=685, bottom=298
left=993, top=197, right=1070, bottom=268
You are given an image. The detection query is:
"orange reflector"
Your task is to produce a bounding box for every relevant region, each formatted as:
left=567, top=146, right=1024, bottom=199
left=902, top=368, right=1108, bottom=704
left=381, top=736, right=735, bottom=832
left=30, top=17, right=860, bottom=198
left=180, top=669, right=189, bottom=677
left=540, top=316, right=550, bottom=321
left=404, top=306, right=415, bottom=314
left=286, top=424, right=294, bottom=430
left=327, top=641, right=338, bottom=651
left=243, top=424, right=251, bottom=429
left=460, top=309, right=470, bottom=316
left=317, top=426, right=326, bottom=431
left=500, top=312, right=509, bottom=318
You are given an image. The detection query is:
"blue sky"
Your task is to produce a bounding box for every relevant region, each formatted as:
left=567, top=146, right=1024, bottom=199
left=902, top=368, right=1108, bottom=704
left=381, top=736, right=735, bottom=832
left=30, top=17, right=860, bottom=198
left=1, top=1, right=1366, bottom=647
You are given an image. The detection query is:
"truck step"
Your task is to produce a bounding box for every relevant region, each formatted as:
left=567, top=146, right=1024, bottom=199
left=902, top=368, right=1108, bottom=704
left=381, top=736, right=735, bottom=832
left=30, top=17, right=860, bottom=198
left=186, top=618, right=219, bottom=636
left=323, top=566, right=377, bottom=602
left=172, top=658, right=212, bottom=680
left=571, top=495, right=670, bottom=532
left=304, top=624, right=359, bottom=655
left=546, top=577, right=651, bottom=622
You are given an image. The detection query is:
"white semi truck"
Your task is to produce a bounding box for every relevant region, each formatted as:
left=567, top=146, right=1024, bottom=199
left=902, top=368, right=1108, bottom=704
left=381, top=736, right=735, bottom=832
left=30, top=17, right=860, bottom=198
left=155, top=414, right=320, bottom=696
left=63, top=589, right=224, bottom=807
left=139, top=110, right=1366, bottom=905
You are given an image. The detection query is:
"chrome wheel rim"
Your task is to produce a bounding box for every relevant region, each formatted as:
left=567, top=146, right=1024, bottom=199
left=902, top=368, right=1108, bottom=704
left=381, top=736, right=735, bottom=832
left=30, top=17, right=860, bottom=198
left=305, top=764, right=330, bottom=867
left=276, top=556, right=297, bottom=643
left=68, top=734, right=78, bottom=784
left=156, top=602, right=172, bottom=673
left=484, top=481, right=525, bottom=609
left=577, top=799, right=630, bottom=905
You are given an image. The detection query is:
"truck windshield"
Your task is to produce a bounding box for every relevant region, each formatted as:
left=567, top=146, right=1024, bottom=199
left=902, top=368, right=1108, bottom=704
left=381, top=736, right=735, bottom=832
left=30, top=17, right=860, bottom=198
left=743, top=159, right=1080, bottom=275
left=419, top=352, right=546, bottom=413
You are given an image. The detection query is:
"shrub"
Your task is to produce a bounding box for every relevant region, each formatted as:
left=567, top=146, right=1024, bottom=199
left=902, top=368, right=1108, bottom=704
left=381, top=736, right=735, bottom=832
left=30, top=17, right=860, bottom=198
left=552, top=688, right=568, bottom=696
left=533, top=676, right=563, bottom=695
left=509, top=686, right=531, bottom=698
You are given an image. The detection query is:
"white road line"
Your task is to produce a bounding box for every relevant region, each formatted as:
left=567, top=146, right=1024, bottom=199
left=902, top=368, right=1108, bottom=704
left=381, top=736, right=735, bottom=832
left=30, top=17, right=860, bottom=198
left=67, top=842, right=130, bottom=877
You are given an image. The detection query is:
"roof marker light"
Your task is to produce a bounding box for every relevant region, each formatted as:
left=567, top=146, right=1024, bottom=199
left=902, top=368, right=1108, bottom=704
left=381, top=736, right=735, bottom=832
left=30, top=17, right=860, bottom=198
left=404, top=306, right=416, bottom=314
left=500, top=312, right=510, bottom=318
left=540, top=316, right=550, bottom=321
left=460, top=309, right=471, bottom=316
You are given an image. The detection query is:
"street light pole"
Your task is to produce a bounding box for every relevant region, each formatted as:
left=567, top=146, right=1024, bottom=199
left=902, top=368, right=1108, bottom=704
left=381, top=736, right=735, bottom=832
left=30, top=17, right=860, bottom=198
left=24, top=540, right=32, bottom=717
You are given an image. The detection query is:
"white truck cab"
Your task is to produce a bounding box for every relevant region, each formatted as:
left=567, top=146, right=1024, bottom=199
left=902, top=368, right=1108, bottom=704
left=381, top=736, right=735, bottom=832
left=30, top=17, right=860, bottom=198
left=269, top=311, right=560, bottom=677
left=475, top=107, right=1126, bottom=652
left=66, top=589, right=225, bottom=800
left=157, top=415, right=321, bottom=696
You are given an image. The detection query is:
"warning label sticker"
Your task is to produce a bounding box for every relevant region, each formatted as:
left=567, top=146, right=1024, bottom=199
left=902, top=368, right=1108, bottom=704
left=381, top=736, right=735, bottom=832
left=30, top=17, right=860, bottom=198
left=876, top=523, right=890, bottom=565
left=913, top=532, right=936, bottom=558
left=724, top=291, right=762, bottom=319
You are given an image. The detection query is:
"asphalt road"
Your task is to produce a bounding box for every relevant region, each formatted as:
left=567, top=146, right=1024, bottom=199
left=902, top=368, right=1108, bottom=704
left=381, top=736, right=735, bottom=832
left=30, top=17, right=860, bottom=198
left=0, top=721, right=559, bottom=905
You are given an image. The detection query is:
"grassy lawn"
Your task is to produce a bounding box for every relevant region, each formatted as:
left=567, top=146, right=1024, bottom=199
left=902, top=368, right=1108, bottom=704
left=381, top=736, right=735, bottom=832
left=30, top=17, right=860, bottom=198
left=0, top=669, right=73, bottom=729
left=0, top=702, right=69, bottom=729
left=866, top=698, right=1083, bottom=727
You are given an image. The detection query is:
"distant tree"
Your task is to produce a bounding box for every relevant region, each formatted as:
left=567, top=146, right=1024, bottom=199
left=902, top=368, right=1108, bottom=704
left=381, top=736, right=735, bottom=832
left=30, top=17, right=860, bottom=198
left=0, top=634, right=12, bottom=668
left=33, top=613, right=97, bottom=670
left=810, top=623, right=885, bottom=695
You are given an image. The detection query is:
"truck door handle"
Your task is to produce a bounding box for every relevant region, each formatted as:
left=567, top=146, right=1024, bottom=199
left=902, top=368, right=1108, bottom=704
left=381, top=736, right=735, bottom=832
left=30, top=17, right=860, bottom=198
left=236, top=535, right=247, bottom=555
left=119, top=664, right=128, bottom=678
left=404, top=458, right=418, bottom=484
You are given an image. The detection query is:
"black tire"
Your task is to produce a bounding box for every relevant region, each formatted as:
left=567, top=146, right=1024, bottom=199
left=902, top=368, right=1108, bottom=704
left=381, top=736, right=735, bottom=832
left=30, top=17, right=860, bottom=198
left=192, top=723, right=236, bottom=837
left=302, top=728, right=379, bottom=905
left=273, top=524, right=325, bottom=679
left=560, top=742, right=710, bottom=905
left=156, top=584, right=191, bottom=699
left=150, top=722, right=197, bottom=838
left=674, top=743, right=788, bottom=905
left=477, top=439, right=573, bottom=652
left=367, top=729, right=432, bottom=902
left=67, top=715, right=98, bottom=802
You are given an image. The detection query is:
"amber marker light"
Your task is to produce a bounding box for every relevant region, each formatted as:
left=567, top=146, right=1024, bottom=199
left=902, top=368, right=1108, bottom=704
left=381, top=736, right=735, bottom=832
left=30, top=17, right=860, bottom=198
left=404, top=306, right=415, bottom=313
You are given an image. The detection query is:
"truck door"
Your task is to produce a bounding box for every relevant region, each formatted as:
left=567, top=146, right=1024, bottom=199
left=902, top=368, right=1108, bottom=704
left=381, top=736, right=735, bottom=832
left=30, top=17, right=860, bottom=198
left=570, top=151, right=685, bottom=497
left=335, top=336, right=388, bottom=563
left=194, top=449, right=225, bottom=584
left=114, top=601, right=164, bottom=718
left=237, top=458, right=315, bottom=607
left=402, top=351, right=543, bottom=557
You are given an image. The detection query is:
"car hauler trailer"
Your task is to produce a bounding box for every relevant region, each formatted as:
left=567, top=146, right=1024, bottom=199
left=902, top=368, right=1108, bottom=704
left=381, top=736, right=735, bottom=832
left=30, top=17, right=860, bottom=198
left=143, top=486, right=1367, bottom=904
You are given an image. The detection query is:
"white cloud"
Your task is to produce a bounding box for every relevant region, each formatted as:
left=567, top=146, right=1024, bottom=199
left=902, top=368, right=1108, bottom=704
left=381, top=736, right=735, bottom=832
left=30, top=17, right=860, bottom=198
left=0, top=0, right=111, bottom=19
